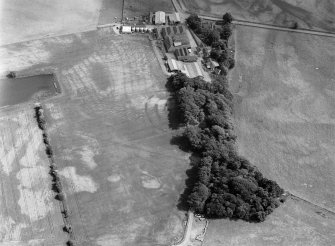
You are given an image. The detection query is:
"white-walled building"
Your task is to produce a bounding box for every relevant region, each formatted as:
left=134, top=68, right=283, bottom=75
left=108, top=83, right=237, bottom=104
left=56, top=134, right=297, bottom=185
left=121, top=26, right=132, bottom=33
left=155, top=11, right=166, bottom=25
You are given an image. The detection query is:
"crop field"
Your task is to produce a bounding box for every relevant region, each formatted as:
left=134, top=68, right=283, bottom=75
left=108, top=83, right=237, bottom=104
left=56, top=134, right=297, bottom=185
left=123, top=0, right=175, bottom=18
left=0, top=0, right=103, bottom=45
left=0, top=29, right=190, bottom=245
left=203, top=24, right=335, bottom=245
left=179, top=0, right=335, bottom=32
left=0, top=105, right=66, bottom=245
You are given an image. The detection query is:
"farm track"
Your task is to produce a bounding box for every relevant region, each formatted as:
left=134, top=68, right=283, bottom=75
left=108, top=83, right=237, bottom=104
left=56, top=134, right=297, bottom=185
left=172, top=211, right=194, bottom=246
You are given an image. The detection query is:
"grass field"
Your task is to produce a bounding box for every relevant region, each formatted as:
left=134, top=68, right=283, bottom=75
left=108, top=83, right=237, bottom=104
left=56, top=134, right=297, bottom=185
left=123, top=0, right=175, bottom=18
left=98, top=0, right=123, bottom=25
left=203, top=24, right=335, bottom=245
left=179, top=0, right=335, bottom=32
left=204, top=197, right=335, bottom=246
left=0, top=29, right=190, bottom=245
left=0, top=0, right=103, bottom=45
left=230, top=25, right=335, bottom=212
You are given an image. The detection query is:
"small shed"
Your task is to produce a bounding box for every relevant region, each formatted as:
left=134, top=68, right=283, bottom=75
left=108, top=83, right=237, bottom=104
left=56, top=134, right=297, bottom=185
left=168, top=12, right=181, bottom=24
left=155, top=11, right=166, bottom=25
left=209, top=59, right=219, bottom=69
left=122, top=26, right=132, bottom=33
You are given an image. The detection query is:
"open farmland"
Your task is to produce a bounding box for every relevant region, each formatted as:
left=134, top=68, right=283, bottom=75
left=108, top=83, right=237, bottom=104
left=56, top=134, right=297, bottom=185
left=0, top=29, right=190, bottom=245
left=204, top=197, right=335, bottom=246
left=203, top=24, right=335, bottom=245
left=98, top=0, right=123, bottom=25
left=123, top=0, right=175, bottom=18
left=178, top=0, right=335, bottom=32
left=0, top=105, right=66, bottom=245
left=0, top=0, right=103, bottom=45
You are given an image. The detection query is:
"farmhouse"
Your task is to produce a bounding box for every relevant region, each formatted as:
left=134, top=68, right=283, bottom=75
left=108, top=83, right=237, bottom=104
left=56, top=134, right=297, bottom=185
left=121, top=26, right=132, bottom=34
left=155, top=11, right=166, bottom=25
left=174, top=47, right=197, bottom=62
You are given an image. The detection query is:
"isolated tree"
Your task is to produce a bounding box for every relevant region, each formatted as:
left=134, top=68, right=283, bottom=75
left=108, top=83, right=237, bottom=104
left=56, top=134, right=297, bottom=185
left=6, top=71, right=16, bottom=78
left=291, top=22, right=298, bottom=29
left=222, top=12, right=233, bottom=25
left=66, top=241, right=74, bottom=246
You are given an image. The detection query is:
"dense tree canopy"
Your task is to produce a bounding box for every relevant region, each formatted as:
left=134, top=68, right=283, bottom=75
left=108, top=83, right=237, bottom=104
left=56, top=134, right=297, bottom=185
left=167, top=72, right=284, bottom=222
left=186, top=13, right=235, bottom=75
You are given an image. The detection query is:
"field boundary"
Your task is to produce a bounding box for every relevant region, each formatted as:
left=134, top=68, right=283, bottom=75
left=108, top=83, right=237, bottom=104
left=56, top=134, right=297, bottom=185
left=34, top=104, right=74, bottom=245
left=288, top=192, right=335, bottom=216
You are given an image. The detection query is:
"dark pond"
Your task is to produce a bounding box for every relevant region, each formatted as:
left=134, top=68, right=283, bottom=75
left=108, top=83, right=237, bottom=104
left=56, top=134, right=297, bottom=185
left=0, top=74, right=58, bottom=108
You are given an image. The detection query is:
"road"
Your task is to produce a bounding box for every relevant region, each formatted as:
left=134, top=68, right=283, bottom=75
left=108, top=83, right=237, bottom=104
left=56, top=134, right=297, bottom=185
left=173, top=211, right=194, bottom=246
left=172, top=0, right=335, bottom=38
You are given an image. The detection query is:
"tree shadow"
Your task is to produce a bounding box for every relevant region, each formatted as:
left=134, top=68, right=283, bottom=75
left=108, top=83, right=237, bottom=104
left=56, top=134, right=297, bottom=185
left=176, top=153, right=201, bottom=211
left=165, top=76, right=200, bottom=212
left=170, top=135, right=191, bottom=152
left=166, top=96, right=183, bottom=130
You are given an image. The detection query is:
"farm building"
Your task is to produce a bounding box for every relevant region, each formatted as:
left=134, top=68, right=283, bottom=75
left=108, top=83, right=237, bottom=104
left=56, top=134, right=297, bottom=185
left=161, top=25, right=185, bottom=38
left=155, top=11, right=166, bottom=25
left=164, top=34, right=190, bottom=52
left=121, top=26, right=132, bottom=33
left=174, top=47, right=197, bottom=62
left=206, top=59, right=219, bottom=70
left=167, top=12, right=181, bottom=24
left=184, top=62, right=203, bottom=78
left=167, top=58, right=184, bottom=72
left=167, top=59, right=203, bottom=78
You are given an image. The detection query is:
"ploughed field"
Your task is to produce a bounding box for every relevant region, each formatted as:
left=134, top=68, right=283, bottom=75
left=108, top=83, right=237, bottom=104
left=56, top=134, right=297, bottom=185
left=0, top=30, right=189, bottom=245
left=204, top=24, right=335, bottom=245
left=179, top=0, right=335, bottom=32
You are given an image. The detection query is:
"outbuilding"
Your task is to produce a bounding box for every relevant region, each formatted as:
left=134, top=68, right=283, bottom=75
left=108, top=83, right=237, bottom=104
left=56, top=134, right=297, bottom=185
left=168, top=12, right=181, bottom=24
left=155, top=11, right=166, bottom=25
left=122, top=26, right=132, bottom=33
